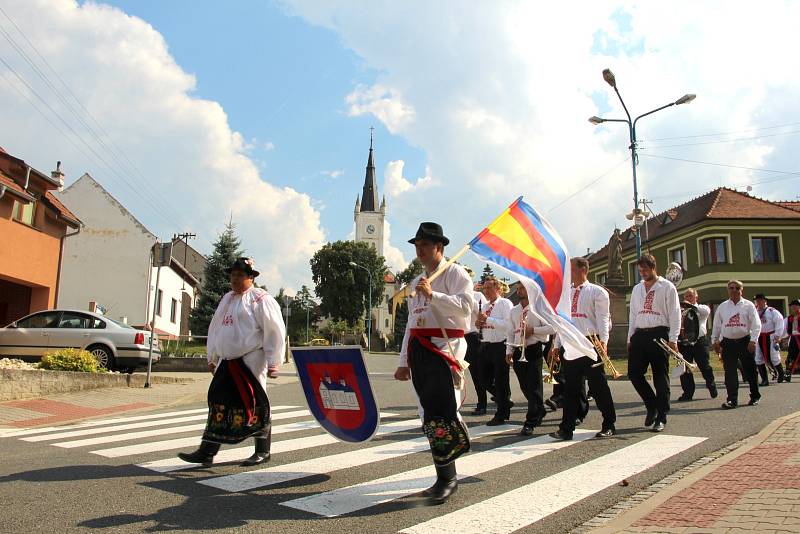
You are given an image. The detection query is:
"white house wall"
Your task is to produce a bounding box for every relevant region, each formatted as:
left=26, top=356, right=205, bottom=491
left=147, top=265, right=195, bottom=338
left=56, top=175, right=155, bottom=326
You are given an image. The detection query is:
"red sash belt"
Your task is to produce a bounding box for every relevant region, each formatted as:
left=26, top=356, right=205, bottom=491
left=410, top=328, right=465, bottom=372
left=758, top=331, right=775, bottom=361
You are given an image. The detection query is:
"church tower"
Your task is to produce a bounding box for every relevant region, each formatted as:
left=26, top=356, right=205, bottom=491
left=354, top=128, right=385, bottom=255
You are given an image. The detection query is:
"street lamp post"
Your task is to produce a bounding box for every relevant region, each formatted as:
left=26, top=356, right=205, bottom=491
left=349, top=261, right=372, bottom=353
left=589, top=68, right=695, bottom=259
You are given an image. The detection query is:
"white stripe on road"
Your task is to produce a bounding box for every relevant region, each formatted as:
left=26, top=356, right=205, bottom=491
left=281, top=429, right=597, bottom=517
left=399, top=434, right=707, bottom=534
left=22, top=409, right=311, bottom=443
left=200, top=423, right=516, bottom=493
left=138, top=419, right=422, bottom=474
left=0, top=405, right=300, bottom=438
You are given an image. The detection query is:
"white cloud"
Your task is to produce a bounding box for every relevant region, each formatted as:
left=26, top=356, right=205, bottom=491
left=321, top=169, right=344, bottom=179
left=384, top=160, right=432, bottom=197
left=283, top=1, right=800, bottom=258
left=0, top=0, right=325, bottom=291
left=381, top=219, right=408, bottom=273
left=263, top=141, right=275, bottom=151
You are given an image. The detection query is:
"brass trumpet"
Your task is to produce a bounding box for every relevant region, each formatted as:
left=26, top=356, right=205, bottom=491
left=588, top=334, right=622, bottom=379
left=655, top=338, right=698, bottom=371
left=543, top=348, right=560, bottom=383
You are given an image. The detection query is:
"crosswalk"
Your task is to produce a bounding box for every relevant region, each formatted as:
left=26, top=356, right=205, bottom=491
left=1, top=404, right=707, bottom=532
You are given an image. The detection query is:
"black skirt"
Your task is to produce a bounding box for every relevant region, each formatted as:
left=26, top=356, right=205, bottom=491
left=202, top=358, right=271, bottom=444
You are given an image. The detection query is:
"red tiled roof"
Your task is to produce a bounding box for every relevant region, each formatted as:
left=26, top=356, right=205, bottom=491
left=44, top=191, right=80, bottom=226
left=776, top=201, right=800, bottom=212
left=588, top=188, right=800, bottom=262
left=383, top=273, right=396, bottom=284
left=0, top=172, right=33, bottom=200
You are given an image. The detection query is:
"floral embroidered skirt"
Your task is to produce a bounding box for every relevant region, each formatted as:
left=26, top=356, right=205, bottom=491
left=202, top=358, right=271, bottom=444
left=410, top=338, right=470, bottom=466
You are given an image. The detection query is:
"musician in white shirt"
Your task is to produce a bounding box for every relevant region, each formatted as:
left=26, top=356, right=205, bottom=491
left=476, top=276, right=513, bottom=425
left=627, top=254, right=681, bottom=433
left=464, top=270, right=490, bottom=415
left=395, top=222, right=473, bottom=504
left=677, top=288, right=718, bottom=401
left=504, top=283, right=554, bottom=435
left=782, top=299, right=800, bottom=382
left=551, top=257, right=617, bottom=440
left=711, top=280, right=762, bottom=408
left=753, top=294, right=786, bottom=384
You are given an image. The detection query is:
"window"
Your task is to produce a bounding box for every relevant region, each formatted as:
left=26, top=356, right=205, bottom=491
left=596, top=273, right=607, bottom=285
left=752, top=236, right=779, bottom=264
left=16, top=311, right=60, bottom=328
left=702, top=237, right=727, bottom=265
left=57, top=312, right=90, bottom=329
left=385, top=318, right=389, bottom=328
left=156, top=289, right=163, bottom=316
left=170, top=298, right=178, bottom=323
left=669, top=247, right=686, bottom=270
left=90, top=317, right=106, bottom=329
left=11, top=199, right=35, bottom=226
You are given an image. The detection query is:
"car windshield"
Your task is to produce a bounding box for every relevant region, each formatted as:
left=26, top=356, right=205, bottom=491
left=106, top=317, right=135, bottom=329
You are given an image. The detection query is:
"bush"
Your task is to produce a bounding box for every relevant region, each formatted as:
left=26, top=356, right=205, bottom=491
left=39, top=348, right=106, bottom=373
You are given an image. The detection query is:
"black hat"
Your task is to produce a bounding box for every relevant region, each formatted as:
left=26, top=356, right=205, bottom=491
left=226, top=257, right=260, bottom=278
left=790, top=299, right=800, bottom=307
left=408, top=222, right=450, bottom=246
left=754, top=293, right=767, bottom=300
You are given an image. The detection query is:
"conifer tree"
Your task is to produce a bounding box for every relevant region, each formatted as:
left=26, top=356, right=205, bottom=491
left=189, top=223, right=243, bottom=336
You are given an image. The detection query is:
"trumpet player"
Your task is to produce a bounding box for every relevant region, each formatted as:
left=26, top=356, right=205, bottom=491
left=627, top=254, right=681, bottom=433
left=504, top=283, right=554, bottom=435
left=754, top=294, right=786, bottom=385
left=677, top=289, right=718, bottom=401
left=711, top=280, right=762, bottom=409
left=550, top=257, right=617, bottom=441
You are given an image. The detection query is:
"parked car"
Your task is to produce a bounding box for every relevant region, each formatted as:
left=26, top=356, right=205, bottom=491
left=0, top=309, right=160, bottom=371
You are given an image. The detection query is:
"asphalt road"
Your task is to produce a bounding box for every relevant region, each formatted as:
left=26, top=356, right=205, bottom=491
left=2, top=354, right=799, bottom=534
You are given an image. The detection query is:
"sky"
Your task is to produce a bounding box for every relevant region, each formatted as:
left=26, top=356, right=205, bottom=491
left=2, top=1, right=799, bottom=294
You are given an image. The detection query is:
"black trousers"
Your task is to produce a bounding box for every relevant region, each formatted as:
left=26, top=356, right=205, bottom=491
left=483, top=341, right=511, bottom=419
left=464, top=332, right=487, bottom=407
left=560, top=353, right=616, bottom=433
left=788, top=339, right=800, bottom=375
left=511, top=343, right=545, bottom=425
left=410, top=338, right=470, bottom=466
left=548, top=349, right=588, bottom=419
left=721, top=336, right=759, bottom=405
left=678, top=336, right=716, bottom=398
left=628, top=327, right=671, bottom=423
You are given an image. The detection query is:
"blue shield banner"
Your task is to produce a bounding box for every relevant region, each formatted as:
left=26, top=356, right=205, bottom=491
left=291, top=345, right=380, bottom=442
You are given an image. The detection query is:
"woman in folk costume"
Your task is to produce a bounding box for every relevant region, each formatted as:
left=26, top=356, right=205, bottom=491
left=178, top=257, right=286, bottom=467
left=395, top=222, right=473, bottom=504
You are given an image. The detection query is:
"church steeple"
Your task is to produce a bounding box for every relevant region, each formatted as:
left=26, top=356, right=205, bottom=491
left=359, top=127, right=378, bottom=212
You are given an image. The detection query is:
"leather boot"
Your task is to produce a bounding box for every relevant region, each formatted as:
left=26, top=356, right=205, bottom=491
left=177, top=440, right=220, bottom=466
left=422, top=462, right=458, bottom=504
left=241, top=434, right=271, bottom=466
left=757, top=364, right=769, bottom=386
left=776, top=363, right=786, bottom=383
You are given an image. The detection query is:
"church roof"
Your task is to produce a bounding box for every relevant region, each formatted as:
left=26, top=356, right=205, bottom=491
left=360, top=131, right=379, bottom=212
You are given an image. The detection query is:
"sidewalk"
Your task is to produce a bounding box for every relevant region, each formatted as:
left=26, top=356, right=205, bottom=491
left=590, top=410, right=800, bottom=533
left=0, top=364, right=299, bottom=429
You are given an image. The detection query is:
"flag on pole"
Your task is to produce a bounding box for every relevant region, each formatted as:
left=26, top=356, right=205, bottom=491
left=468, top=197, right=596, bottom=360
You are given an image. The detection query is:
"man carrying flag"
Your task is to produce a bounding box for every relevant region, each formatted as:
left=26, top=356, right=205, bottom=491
left=394, top=222, right=473, bottom=505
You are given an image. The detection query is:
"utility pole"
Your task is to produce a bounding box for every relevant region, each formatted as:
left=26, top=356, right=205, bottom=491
left=146, top=240, right=172, bottom=388
left=174, top=232, right=196, bottom=290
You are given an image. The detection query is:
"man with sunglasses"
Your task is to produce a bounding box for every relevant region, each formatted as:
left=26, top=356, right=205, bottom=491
left=712, top=280, right=762, bottom=409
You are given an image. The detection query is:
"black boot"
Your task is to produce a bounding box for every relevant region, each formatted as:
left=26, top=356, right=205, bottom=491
left=241, top=434, right=271, bottom=466
left=422, top=462, right=458, bottom=504
left=776, top=363, right=786, bottom=383
left=757, top=364, right=769, bottom=386
left=178, top=440, right=220, bottom=466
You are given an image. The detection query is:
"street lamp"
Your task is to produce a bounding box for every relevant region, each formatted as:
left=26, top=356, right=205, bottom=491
left=349, top=261, right=372, bottom=352
left=589, top=67, right=696, bottom=258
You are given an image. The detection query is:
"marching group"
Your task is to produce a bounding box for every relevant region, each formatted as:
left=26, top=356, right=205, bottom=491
left=173, top=221, right=800, bottom=508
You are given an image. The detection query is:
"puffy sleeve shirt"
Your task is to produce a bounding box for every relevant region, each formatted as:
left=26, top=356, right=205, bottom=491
left=481, top=296, right=513, bottom=343
left=570, top=281, right=611, bottom=343
left=466, top=291, right=487, bottom=334
left=695, top=303, right=711, bottom=337
left=627, top=277, right=682, bottom=343
left=398, top=262, right=473, bottom=367
left=711, top=298, right=762, bottom=342
left=758, top=307, right=785, bottom=339
left=505, top=304, right=556, bottom=355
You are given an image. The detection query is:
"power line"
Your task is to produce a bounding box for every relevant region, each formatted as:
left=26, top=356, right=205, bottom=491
left=546, top=157, right=630, bottom=213
left=640, top=129, right=800, bottom=149
left=641, top=121, right=800, bottom=142
left=640, top=153, right=800, bottom=177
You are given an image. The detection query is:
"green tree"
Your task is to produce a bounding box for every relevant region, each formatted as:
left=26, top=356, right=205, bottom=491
left=480, top=263, right=495, bottom=283
left=310, top=241, right=387, bottom=326
left=189, top=223, right=243, bottom=336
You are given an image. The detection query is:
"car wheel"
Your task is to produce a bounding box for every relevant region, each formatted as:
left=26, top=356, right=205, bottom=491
left=88, top=345, right=115, bottom=370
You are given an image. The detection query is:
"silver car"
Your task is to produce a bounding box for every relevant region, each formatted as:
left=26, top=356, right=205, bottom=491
left=0, top=309, right=160, bottom=371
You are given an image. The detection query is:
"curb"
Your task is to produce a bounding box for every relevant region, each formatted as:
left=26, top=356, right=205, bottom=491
left=585, top=409, right=800, bottom=533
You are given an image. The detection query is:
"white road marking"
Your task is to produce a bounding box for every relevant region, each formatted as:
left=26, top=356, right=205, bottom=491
left=137, top=418, right=420, bottom=473
left=281, top=429, right=597, bottom=517
left=200, top=424, right=516, bottom=493
left=399, top=434, right=707, bottom=534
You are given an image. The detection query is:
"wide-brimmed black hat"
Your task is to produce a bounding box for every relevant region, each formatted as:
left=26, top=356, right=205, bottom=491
left=408, top=222, right=450, bottom=246
left=226, top=257, right=260, bottom=278
left=754, top=293, right=767, bottom=300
